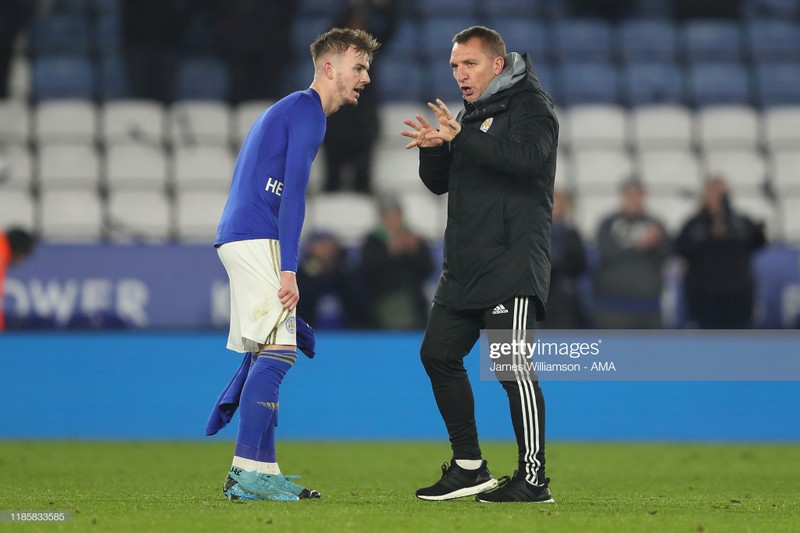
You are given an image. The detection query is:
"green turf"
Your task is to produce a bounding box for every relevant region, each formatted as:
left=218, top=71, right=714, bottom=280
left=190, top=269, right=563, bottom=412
left=1, top=441, right=799, bottom=532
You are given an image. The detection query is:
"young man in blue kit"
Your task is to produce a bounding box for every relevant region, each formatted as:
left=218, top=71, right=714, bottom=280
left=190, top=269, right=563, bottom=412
left=214, top=28, right=380, bottom=501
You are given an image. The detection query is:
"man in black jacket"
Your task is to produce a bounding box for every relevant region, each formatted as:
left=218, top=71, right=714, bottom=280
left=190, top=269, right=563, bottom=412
left=401, top=26, right=558, bottom=503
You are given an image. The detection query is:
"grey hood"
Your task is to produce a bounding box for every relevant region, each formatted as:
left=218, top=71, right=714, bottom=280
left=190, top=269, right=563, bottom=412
left=473, top=52, right=528, bottom=105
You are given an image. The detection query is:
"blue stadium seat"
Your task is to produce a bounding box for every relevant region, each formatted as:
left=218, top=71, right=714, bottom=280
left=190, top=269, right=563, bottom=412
left=175, top=57, right=230, bottom=101
left=377, top=58, right=424, bottom=102
left=755, top=63, right=800, bottom=105
left=415, top=0, right=477, bottom=16
left=533, top=63, right=558, bottom=101
left=91, top=0, right=120, bottom=14
left=280, top=63, right=315, bottom=95
left=487, top=17, right=550, bottom=61
left=421, top=16, right=480, bottom=59
left=93, top=13, right=122, bottom=56
left=744, top=0, right=800, bottom=19
left=52, top=0, right=90, bottom=13
left=687, top=62, right=752, bottom=106
left=97, top=54, right=129, bottom=101
left=30, top=14, right=91, bottom=56
left=553, top=19, right=613, bottom=61
left=682, top=21, right=744, bottom=61
left=381, top=18, right=418, bottom=59
left=298, top=0, right=344, bottom=17
left=483, top=0, right=545, bottom=17
left=624, top=62, right=685, bottom=106
left=290, top=16, right=334, bottom=58
left=429, top=60, right=458, bottom=98
left=747, top=19, right=800, bottom=61
left=617, top=19, right=678, bottom=62
left=32, top=56, right=95, bottom=101
left=559, top=62, right=620, bottom=105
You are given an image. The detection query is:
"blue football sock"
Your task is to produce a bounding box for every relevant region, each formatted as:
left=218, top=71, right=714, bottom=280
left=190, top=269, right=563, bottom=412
left=234, top=350, right=296, bottom=462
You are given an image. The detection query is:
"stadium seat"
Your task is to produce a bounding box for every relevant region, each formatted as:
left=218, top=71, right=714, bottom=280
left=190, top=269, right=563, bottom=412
left=702, top=148, right=767, bottom=190
left=566, top=105, right=629, bottom=149
left=559, top=62, right=620, bottom=105
left=769, top=149, right=800, bottom=194
left=0, top=146, right=34, bottom=191
left=0, top=100, right=30, bottom=145
left=232, top=100, right=273, bottom=148
left=174, top=190, right=228, bottom=243
left=379, top=103, right=424, bottom=144
left=382, top=18, right=418, bottom=60
left=297, top=0, right=341, bottom=17
left=647, top=193, right=697, bottom=234
left=554, top=148, right=570, bottom=188
left=92, top=0, right=121, bottom=14
left=172, top=145, right=235, bottom=192
left=306, top=193, right=378, bottom=245
left=40, top=190, right=104, bottom=242
left=290, top=16, right=334, bottom=58
left=428, top=60, right=460, bottom=99
left=744, top=0, right=800, bottom=20
left=687, top=62, right=752, bottom=106
left=553, top=19, right=613, bottom=62
left=373, top=143, right=429, bottom=195
left=376, top=58, right=424, bottom=102
left=32, top=55, right=95, bottom=101
left=534, top=63, right=557, bottom=100
left=421, top=16, right=480, bottom=59
left=168, top=101, right=231, bottom=147
left=732, top=192, right=778, bottom=240
left=617, top=19, right=678, bottom=62
left=754, top=62, right=800, bottom=106
left=746, top=19, right=800, bottom=61
left=681, top=21, right=744, bottom=62
left=571, top=148, right=634, bottom=193
left=485, top=0, right=545, bottom=16
left=763, top=106, right=800, bottom=150
left=29, top=14, right=91, bottom=56
left=415, top=0, right=477, bottom=16
left=636, top=149, right=702, bottom=195
left=630, top=105, right=694, bottom=150
left=696, top=105, right=760, bottom=150
left=34, top=100, right=97, bottom=144
left=107, top=190, right=172, bottom=243
left=38, top=144, right=101, bottom=191
left=0, top=189, right=36, bottom=229
left=105, top=145, right=168, bottom=192
left=781, top=196, right=800, bottom=242
left=623, top=61, right=685, bottom=106
left=93, top=13, right=122, bottom=56
left=397, top=192, right=446, bottom=242
left=175, top=57, right=230, bottom=101
left=487, top=17, right=550, bottom=61
left=101, top=100, right=166, bottom=146
left=97, top=54, right=130, bottom=101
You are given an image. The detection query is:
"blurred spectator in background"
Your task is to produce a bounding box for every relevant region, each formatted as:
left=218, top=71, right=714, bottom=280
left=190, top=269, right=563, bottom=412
left=322, top=0, right=397, bottom=192
left=296, top=231, right=365, bottom=329
left=542, top=189, right=587, bottom=329
left=676, top=177, right=767, bottom=329
left=593, top=178, right=670, bottom=329
left=0, top=0, right=32, bottom=99
left=122, top=0, right=192, bottom=102
left=217, top=0, right=298, bottom=103
left=0, top=227, right=35, bottom=332
left=360, top=196, right=433, bottom=329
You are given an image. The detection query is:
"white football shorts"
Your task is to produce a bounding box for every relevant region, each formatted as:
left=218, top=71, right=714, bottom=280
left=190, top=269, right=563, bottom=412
left=217, top=239, right=297, bottom=353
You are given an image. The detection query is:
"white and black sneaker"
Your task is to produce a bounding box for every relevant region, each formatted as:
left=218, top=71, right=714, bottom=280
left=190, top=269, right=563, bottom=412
left=415, top=460, right=498, bottom=501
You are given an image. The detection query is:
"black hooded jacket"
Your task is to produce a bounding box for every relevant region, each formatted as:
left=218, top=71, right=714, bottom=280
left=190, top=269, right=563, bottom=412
left=418, top=53, right=559, bottom=318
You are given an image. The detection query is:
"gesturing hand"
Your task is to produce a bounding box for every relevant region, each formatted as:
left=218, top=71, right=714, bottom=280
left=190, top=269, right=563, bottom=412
left=401, top=113, right=443, bottom=149
left=425, top=99, right=461, bottom=143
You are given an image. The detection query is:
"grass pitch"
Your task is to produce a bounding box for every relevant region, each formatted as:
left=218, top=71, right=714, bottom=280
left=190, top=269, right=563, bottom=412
left=1, top=441, right=799, bottom=532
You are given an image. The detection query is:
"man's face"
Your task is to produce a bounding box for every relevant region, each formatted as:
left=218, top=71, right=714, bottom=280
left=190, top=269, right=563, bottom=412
left=334, top=46, right=371, bottom=107
left=450, top=37, right=503, bottom=102
left=621, top=186, right=645, bottom=216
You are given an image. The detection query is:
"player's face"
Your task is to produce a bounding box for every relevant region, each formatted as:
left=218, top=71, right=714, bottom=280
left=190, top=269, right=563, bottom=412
left=450, top=37, right=504, bottom=103
left=335, top=47, right=371, bottom=107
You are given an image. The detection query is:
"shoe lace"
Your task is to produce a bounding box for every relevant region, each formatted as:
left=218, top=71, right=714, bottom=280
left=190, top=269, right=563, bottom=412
left=496, top=475, right=511, bottom=487
left=440, top=462, right=450, bottom=478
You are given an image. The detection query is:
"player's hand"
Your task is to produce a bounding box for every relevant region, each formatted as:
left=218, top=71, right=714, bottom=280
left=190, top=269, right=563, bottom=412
left=401, top=113, right=443, bottom=149
left=425, top=99, right=461, bottom=142
left=278, top=271, right=299, bottom=310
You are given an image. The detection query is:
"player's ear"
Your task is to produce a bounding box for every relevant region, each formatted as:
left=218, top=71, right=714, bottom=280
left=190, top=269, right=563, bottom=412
left=323, top=60, right=335, bottom=80
left=494, top=56, right=504, bottom=75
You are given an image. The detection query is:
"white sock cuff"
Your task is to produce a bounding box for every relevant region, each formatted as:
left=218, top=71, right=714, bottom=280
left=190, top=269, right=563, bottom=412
left=455, top=459, right=484, bottom=470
